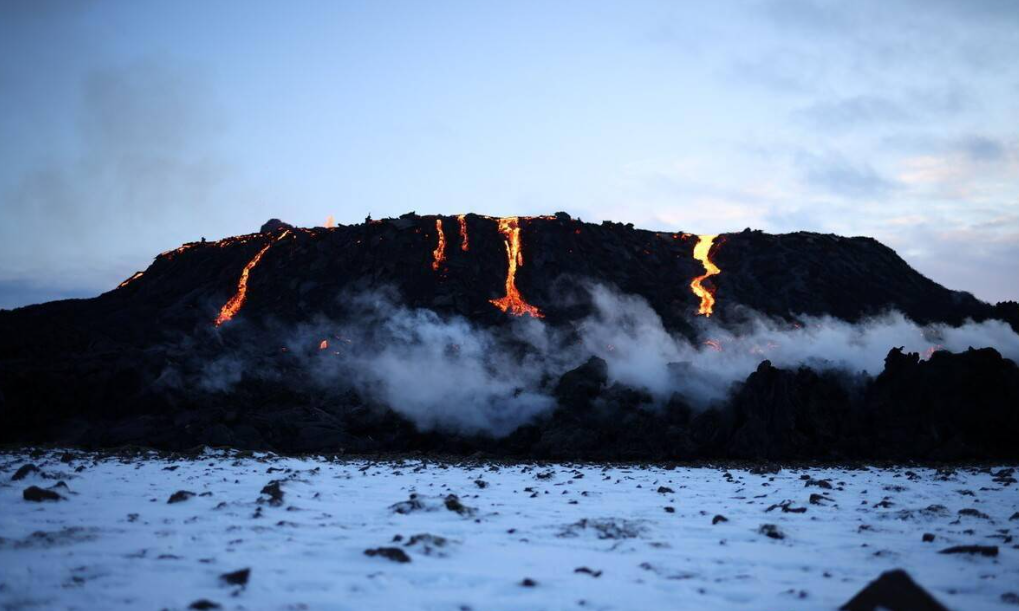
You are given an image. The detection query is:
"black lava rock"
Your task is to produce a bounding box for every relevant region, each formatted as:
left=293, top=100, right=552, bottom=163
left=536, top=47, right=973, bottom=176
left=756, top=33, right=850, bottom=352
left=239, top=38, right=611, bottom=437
left=364, top=547, right=411, bottom=563
left=840, top=569, right=947, bottom=611
left=23, top=486, right=62, bottom=502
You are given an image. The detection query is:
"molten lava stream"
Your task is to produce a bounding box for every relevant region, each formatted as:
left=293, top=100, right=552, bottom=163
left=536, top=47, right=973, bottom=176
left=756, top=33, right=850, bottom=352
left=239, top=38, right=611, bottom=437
left=690, top=234, right=720, bottom=317
left=458, top=214, right=469, bottom=251
left=117, top=271, right=144, bottom=289
left=214, top=230, right=290, bottom=327
left=432, top=218, right=447, bottom=271
left=490, top=217, right=544, bottom=318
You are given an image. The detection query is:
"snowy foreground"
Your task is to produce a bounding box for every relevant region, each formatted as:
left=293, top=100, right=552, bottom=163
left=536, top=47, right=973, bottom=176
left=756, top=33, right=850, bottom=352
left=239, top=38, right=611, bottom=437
left=1, top=450, right=1018, bottom=611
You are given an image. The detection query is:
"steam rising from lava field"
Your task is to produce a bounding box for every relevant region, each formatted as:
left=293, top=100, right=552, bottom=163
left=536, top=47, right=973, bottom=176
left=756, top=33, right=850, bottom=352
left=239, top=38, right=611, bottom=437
left=2, top=212, right=1019, bottom=458
left=184, top=284, right=1019, bottom=437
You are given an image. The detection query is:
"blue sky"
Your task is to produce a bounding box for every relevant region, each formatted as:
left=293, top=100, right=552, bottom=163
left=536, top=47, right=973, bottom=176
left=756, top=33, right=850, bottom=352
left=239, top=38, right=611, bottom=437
left=1, top=0, right=1017, bottom=308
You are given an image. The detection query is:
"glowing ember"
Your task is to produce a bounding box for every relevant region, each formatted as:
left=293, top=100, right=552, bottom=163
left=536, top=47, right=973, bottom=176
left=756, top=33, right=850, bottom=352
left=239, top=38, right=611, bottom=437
left=117, top=271, right=144, bottom=289
left=923, top=344, right=944, bottom=360
left=458, top=214, right=469, bottom=251
left=214, top=230, right=290, bottom=327
left=319, top=339, right=329, bottom=350
left=490, top=217, right=544, bottom=318
left=325, top=215, right=335, bottom=228
left=690, top=234, right=720, bottom=317
left=704, top=339, right=722, bottom=352
left=432, top=218, right=447, bottom=271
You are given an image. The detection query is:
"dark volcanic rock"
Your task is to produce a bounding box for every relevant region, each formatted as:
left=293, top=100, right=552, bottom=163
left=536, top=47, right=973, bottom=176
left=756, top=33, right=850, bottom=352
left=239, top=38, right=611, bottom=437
left=938, top=545, right=998, bottom=557
left=23, top=486, right=62, bottom=502
left=167, top=490, right=195, bottom=504
left=364, top=547, right=411, bottom=563
left=840, top=569, right=948, bottom=611
left=219, top=568, right=251, bottom=586
left=12, top=464, right=40, bottom=480
left=260, top=480, right=285, bottom=507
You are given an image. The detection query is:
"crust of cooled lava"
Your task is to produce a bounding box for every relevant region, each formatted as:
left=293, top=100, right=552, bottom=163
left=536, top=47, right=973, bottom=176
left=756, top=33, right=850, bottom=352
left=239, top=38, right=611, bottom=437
left=1, top=213, right=1018, bottom=460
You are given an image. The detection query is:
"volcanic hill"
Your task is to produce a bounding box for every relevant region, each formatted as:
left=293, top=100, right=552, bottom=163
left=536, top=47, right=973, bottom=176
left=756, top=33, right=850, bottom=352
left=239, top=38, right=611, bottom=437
left=1, top=212, right=1018, bottom=459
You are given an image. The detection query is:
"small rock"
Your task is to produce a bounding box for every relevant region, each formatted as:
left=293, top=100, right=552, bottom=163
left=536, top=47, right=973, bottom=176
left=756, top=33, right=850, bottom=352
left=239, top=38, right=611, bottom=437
left=364, top=547, right=411, bottom=563
left=189, top=600, right=221, bottom=610
left=12, top=464, right=40, bottom=481
left=23, top=486, right=63, bottom=502
left=444, top=494, right=475, bottom=516
left=712, top=514, right=728, bottom=525
left=520, top=578, right=537, bottom=587
left=167, top=490, right=195, bottom=504
left=958, top=508, right=990, bottom=520
left=260, top=480, right=284, bottom=506
left=1001, top=592, right=1019, bottom=605
left=922, top=533, right=935, bottom=543
left=220, top=568, right=250, bottom=586
left=574, top=567, right=602, bottom=577
left=938, top=545, right=998, bottom=557
left=656, top=486, right=674, bottom=494
left=664, top=506, right=675, bottom=513
left=759, top=524, right=784, bottom=540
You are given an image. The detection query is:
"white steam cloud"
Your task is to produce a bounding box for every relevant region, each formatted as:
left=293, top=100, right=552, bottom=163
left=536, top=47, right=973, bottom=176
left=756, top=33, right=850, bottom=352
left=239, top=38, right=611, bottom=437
left=198, top=284, right=1019, bottom=436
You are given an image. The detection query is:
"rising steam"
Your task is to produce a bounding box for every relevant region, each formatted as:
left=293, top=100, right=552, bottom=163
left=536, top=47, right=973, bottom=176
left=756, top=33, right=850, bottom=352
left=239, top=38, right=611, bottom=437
left=189, top=284, right=1019, bottom=436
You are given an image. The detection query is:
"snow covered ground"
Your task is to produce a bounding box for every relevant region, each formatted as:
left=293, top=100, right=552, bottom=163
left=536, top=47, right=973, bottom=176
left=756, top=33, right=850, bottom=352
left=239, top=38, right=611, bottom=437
left=1, top=450, right=1017, bottom=611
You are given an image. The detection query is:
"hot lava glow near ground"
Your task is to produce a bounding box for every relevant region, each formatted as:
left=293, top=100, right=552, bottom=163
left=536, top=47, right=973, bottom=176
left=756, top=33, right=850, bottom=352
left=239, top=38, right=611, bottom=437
left=690, top=234, right=720, bottom=317
left=490, top=217, right=544, bottom=318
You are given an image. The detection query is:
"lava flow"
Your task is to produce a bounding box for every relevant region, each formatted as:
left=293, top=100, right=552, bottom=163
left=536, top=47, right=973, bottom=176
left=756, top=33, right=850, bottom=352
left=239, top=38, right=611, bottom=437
left=432, top=218, right=447, bottom=271
left=690, top=234, right=720, bottom=317
left=458, top=214, right=469, bottom=251
left=117, top=271, right=144, bottom=289
left=214, top=230, right=290, bottom=327
left=490, top=217, right=544, bottom=318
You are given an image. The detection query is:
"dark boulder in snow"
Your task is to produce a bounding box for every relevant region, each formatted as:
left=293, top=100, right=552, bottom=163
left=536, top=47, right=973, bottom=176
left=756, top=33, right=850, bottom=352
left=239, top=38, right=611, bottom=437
left=23, top=486, right=62, bottom=502
left=840, top=569, right=947, bottom=611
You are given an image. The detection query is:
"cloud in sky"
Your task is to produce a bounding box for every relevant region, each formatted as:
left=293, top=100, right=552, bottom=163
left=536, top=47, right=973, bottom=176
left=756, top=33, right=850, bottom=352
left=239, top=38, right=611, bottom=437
left=0, top=0, right=1016, bottom=307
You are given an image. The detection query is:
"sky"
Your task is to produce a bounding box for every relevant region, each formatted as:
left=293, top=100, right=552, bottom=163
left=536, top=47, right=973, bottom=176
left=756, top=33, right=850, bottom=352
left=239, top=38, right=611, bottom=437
left=1, top=0, right=1017, bottom=308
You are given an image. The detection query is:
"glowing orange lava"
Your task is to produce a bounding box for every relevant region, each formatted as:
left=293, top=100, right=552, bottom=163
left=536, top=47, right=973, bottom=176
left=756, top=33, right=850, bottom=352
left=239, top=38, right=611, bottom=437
left=319, top=339, right=329, bottom=350
left=690, top=234, right=720, bottom=317
left=214, top=230, right=290, bottom=327
left=325, top=215, right=335, bottom=228
left=490, top=217, right=544, bottom=318
left=117, top=271, right=144, bottom=289
left=432, top=218, right=447, bottom=271
left=458, top=214, right=469, bottom=251
left=704, top=339, right=722, bottom=352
